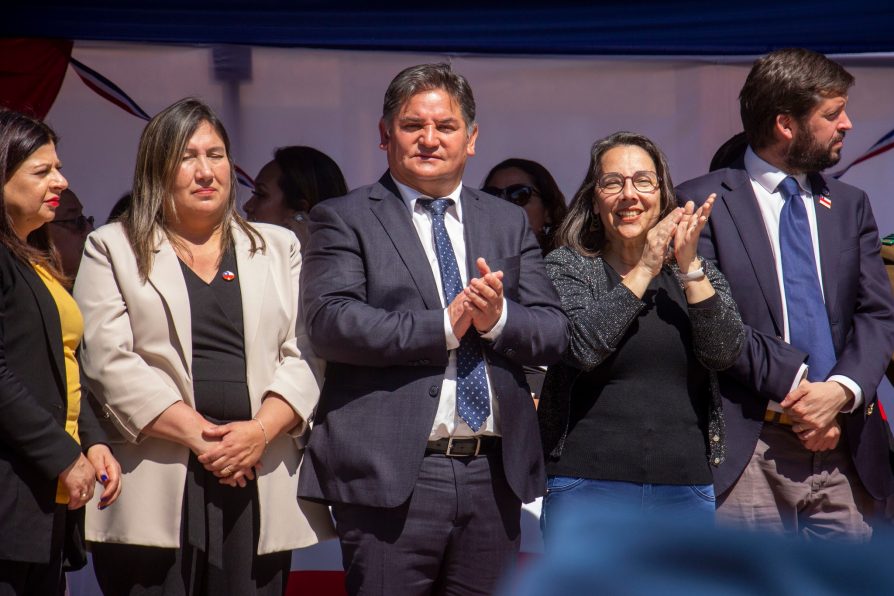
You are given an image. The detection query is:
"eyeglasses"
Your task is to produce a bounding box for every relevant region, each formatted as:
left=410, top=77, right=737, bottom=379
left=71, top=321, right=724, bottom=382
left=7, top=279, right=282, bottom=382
left=597, top=172, right=660, bottom=194
left=481, top=184, right=539, bottom=206
left=50, top=215, right=95, bottom=231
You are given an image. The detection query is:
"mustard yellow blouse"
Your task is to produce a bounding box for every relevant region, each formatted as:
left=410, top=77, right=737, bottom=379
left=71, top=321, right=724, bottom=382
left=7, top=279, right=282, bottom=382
left=33, top=264, right=84, bottom=504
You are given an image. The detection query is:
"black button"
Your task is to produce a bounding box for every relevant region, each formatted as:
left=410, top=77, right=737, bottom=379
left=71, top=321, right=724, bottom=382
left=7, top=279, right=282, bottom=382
left=420, top=359, right=430, bottom=365
left=505, top=348, right=516, bottom=357
left=429, top=385, right=439, bottom=397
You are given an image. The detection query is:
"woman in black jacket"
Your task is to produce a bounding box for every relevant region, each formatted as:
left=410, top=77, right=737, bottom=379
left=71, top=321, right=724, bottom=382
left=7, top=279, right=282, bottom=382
left=538, top=132, right=744, bottom=537
left=0, top=110, right=121, bottom=594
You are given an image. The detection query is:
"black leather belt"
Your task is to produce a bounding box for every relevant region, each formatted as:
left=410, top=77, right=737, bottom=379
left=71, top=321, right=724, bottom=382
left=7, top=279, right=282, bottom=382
left=426, top=436, right=501, bottom=457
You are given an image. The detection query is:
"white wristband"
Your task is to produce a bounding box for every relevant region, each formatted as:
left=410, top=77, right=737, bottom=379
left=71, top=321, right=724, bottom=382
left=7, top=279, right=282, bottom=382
left=676, top=259, right=706, bottom=282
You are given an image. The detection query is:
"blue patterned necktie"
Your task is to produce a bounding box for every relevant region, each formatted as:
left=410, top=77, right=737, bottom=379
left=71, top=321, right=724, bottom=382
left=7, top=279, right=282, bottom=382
left=418, top=198, right=490, bottom=432
left=778, top=176, right=836, bottom=380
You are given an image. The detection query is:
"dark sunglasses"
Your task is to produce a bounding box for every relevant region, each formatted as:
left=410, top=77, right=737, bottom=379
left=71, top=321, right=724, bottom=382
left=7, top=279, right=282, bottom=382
left=50, top=214, right=95, bottom=231
left=481, top=184, right=539, bottom=206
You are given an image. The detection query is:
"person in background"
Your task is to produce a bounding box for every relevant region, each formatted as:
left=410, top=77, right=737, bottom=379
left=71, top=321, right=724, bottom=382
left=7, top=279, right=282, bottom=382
left=676, top=48, right=894, bottom=539
left=46, top=188, right=94, bottom=278
left=482, top=158, right=569, bottom=401
left=74, top=98, right=334, bottom=595
left=538, top=131, right=743, bottom=535
left=708, top=132, right=748, bottom=173
left=105, top=192, right=131, bottom=224
left=482, top=158, right=568, bottom=256
left=244, top=146, right=348, bottom=253
left=0, top=109, right=120, bottom=594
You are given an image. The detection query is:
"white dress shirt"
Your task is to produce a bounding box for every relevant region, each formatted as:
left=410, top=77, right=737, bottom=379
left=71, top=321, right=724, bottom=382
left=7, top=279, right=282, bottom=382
left=744, top=148, right=862, bottom=411
left=391, top=176, right=508, bottom=438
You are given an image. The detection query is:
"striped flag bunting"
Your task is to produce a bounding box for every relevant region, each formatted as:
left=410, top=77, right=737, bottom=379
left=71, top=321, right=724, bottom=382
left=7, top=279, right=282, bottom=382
left=68, top=57, right=255, bottom=189
left=69, top=57, right=151, bottom=121
left=832, top=127, right=894, bottom=179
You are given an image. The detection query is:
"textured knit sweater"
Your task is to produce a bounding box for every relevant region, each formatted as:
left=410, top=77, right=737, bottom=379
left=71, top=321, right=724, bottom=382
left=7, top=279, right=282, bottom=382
left=538, top=247, right=745, bottom=475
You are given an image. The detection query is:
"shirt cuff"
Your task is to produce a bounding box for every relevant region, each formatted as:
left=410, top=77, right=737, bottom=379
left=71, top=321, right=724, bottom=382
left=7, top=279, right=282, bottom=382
left=480, top=298, right=509, bottom=341
left=444, top=308, right=460, bottom=350
left=828, top=375, right=864, bottom=412
left=789, top=364, right=809, bottom=395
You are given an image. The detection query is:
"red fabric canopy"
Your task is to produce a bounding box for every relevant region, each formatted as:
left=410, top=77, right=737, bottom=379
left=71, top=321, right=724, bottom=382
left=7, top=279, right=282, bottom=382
left=0, top=38, right=72, bottom=119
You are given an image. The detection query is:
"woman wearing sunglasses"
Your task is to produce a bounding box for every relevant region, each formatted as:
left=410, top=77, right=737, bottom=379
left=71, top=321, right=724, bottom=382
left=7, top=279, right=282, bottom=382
left=482, top=158, right=568, bottom=256
left=537, top=132, right=744, bottom=537
left=47, top=188, right=95, bottom=278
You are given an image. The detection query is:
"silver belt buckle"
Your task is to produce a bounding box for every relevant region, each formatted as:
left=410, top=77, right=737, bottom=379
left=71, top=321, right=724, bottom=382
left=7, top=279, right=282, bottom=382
left=445, top=436, right=480, bottom=457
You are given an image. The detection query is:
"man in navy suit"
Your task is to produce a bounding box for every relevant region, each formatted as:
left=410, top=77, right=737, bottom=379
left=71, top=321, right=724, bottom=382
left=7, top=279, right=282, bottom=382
left=298, top=63, right=568, bottom=594
left=676, top=48, right=894, bottom=539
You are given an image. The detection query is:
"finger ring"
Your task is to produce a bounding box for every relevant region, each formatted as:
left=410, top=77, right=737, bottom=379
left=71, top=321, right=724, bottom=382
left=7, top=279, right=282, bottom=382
left=222, top=466, right=232, bottom=476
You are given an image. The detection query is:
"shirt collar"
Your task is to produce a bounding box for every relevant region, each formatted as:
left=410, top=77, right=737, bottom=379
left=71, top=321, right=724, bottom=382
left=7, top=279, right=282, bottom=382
left=744, top=146, right=809, bottom=195
left=390, top=174, right=464, bottom=221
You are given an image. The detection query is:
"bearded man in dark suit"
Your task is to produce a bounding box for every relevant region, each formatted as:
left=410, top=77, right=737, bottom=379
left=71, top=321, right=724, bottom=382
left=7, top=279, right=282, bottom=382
left=676, top=48, right=894, bottom=539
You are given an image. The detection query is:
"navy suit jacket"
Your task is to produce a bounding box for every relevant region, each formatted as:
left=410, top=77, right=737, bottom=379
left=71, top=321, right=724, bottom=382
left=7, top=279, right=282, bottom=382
left=676, top=162, right=894, bottom=498
left=297, top=172, right=568, bottom=507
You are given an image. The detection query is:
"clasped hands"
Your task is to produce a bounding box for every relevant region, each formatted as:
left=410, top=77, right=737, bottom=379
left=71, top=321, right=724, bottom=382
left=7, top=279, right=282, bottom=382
left=780, top=379, right=853, bottom=452
left=626, top=195, right=714, bottom=284
left=448, top=257, right=504, bottom=340
left=59, top=443, right=123, bottom=510
left=195, top=419, right=267, bottom=487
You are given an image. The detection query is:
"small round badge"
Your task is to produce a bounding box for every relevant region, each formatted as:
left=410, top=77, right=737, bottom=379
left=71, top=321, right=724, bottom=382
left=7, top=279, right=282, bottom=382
left=221, top=270, right=236, bottom=281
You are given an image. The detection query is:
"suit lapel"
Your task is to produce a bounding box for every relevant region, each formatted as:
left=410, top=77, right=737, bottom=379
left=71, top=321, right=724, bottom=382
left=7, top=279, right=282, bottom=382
left=234, top=225, right=267, bottom=362
left=809, top=173, right=839, bottom=319
left=461, top=187, right=485, bottom=281
left=720, top=167, right=785, bottom=335
left=370, top=173, right=442, bottom=309
left=147, top=233, right=193, bottom=376
left=15, top=261, right=66, bottom=398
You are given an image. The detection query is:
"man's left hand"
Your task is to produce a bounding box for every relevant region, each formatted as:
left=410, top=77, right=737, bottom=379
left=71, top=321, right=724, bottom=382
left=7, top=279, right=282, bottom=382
left=781, top=379, right=853, bottom=431
left=465, top=257, right=504, bottom=333
left=793, top=419, right=841, bottom=452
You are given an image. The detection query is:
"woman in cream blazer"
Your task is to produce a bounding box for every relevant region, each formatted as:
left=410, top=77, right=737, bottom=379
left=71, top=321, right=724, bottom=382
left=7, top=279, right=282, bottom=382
left=74, top=98, right=333, bottom=595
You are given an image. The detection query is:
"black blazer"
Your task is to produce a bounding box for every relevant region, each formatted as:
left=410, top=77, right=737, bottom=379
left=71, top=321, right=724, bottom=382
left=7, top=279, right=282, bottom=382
left=676, top=163, right=894, bottom=499
left=0, top=245, right=105, bottom=564
left=298, top=173, right=569, bottom=507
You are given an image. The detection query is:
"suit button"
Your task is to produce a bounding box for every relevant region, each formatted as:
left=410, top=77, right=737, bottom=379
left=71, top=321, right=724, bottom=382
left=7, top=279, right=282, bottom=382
left=429, top=385, right=439, bottom=397
left=420, top=359, right=430, bottom=365
left=103, top=411, right=111, bottom=419
left=505, top=348, right=516, bottom=357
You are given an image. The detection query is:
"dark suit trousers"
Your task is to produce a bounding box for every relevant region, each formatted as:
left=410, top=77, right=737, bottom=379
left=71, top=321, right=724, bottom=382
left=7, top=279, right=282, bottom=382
left=0, top=505, right=66, bottom=596
left=332, top=451, right=521, bottom=596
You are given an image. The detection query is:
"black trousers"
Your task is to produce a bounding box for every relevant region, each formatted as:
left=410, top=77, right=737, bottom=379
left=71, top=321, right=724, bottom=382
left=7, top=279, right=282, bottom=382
left=90, top=480, right=291, bottom=596
left=332, top=452, right=522, bottom=596
left=0, top=505, right=66, bottom=596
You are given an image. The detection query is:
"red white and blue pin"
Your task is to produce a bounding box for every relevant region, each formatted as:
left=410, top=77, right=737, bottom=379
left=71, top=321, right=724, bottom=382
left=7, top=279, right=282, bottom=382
left=818, top=194, right=832, bottom=209
left=221, top=270, right=236, bottom=282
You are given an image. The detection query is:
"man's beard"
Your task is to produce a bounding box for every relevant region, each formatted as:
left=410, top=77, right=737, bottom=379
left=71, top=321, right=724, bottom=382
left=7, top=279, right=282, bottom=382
left=785, top=127, right=845, bottom=173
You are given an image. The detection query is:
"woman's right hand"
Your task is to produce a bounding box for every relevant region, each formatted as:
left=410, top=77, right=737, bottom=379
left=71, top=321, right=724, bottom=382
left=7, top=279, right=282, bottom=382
left=59, top=453, right=96, bottom=510
left=636, top=207, right=683, bottom=277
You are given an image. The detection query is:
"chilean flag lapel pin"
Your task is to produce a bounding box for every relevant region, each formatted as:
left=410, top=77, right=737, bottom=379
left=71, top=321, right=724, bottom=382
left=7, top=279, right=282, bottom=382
left=818, top=194, right=832, bottom=209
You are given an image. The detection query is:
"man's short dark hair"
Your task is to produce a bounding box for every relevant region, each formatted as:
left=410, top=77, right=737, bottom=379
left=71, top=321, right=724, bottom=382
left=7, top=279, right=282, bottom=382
left=739, top=48, right=854, bottom=150
left=382, top=63, right=476, bottom=132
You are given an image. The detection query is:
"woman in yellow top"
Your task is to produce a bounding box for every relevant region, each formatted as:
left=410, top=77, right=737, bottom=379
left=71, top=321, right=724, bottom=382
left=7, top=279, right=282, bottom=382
left=0, top=110, right=122, bottom=593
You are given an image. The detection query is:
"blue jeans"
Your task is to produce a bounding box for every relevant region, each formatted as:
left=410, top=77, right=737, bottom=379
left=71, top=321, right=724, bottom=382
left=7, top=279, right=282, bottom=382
left=541, top=476, right=715, bottom=542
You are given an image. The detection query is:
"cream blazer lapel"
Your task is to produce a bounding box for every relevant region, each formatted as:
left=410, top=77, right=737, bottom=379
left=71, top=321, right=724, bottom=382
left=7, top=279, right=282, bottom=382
left=234, top=225, right=268, bottom=373
left=146, top=232, right=193, bottom=387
